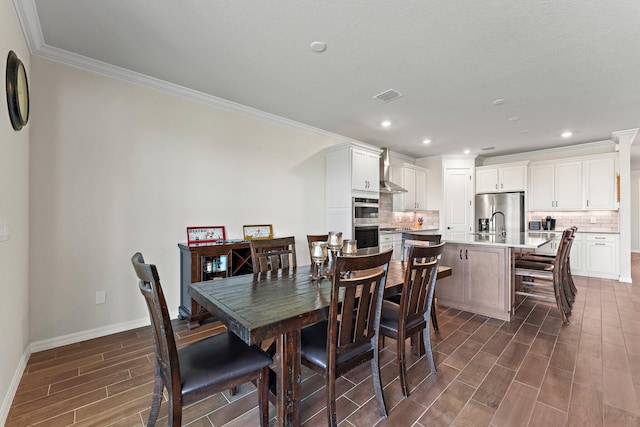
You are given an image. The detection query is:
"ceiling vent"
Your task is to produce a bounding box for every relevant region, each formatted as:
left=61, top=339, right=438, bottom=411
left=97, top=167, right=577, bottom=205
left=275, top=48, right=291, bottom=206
left=373, top=89, right=402, bottom=103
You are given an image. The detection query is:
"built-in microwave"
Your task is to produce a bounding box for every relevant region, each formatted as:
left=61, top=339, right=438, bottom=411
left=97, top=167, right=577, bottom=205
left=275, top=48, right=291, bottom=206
left=352, top=197, right=379, bottom=253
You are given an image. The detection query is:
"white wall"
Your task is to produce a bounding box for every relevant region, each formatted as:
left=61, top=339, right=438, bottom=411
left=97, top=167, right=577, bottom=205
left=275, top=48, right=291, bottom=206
left=29, top=56, right=336, bottom=343
left=0, top=2, right=31, bottom=421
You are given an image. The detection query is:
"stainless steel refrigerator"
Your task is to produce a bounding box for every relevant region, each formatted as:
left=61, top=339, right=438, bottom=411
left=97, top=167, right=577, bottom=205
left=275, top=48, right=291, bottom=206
left=475, top=191, right=525, bottom=234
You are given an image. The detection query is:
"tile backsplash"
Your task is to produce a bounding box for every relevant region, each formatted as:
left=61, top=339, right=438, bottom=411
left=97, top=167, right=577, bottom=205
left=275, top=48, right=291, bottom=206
left=379, top=193, right=440, bottom=229
left=528, top=210, right=619, bottom=233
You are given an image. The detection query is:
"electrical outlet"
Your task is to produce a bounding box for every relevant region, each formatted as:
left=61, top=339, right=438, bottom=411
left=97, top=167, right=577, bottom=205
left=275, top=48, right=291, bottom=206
left=95, top=290, right=106, bottom=304
left=590, top=217, right=596, bottom=224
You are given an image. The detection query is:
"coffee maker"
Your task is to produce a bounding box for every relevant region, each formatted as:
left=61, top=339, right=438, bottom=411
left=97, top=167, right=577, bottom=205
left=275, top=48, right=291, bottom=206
left=542, top=216, right=556, bottom=230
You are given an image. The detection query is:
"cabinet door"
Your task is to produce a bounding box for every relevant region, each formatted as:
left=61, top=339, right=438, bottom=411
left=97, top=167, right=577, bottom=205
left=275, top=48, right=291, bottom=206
left=555, top=162, right=582, bottom=209
left=584, top=158, right=616, bottom=209
left=351, top=149, right=368, bottom=191
left=500, top=165, right=525, bottom=192
left=585, top=241, right=616, bottom=274
left=464, top=246, right=507, bottom=314
left=435, top=244, right=464, bottom=302
left=529, top=164, right=555, bottom=209
left=415, top=169, right=427, bottom=210
left=476, top=168, right=498, bottom=193
left=392, top=240, right=402, bottom=261
left=569, top=234, right=583, bottom=272
left=364, top=151, right=380, bottom=192
left=403, top=168, right=417, bottom=209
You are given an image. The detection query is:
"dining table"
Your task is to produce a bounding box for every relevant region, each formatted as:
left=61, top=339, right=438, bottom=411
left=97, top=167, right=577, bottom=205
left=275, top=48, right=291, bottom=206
left=189, top=259, right=452, bottom=427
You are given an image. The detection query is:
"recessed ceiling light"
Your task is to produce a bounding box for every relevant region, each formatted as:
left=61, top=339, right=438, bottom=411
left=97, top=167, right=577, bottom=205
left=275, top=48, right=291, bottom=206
left=493, top=99, right=506, bottom=105
left=521, top=129, right=530, bottom=134
left=508, top=116, right=520, bottom=121
left=310, top=41, right=327, bottom=52
left=561, top=131, right=573, bottom=138
left=481, top=146, right=495, bottom=151
left=381, top=120, right=391, bottom=128
left=463, top=149, right=470, bottom=154
left=422, top=139, right=431, bottom=144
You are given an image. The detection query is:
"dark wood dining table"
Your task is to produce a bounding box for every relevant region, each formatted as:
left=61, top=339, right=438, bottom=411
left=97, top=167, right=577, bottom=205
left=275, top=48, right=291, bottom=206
left=189, top=259, right=452, bottom=427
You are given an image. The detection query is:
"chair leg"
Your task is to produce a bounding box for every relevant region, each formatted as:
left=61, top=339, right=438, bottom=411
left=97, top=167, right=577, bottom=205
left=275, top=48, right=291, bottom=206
left=371, top=341, right=388, bottom=417
left=147, top=365, right=164, bottom=426
left=326, top=375, right=338, bottom=427
left=257, top=366, right=269, bottom=427
left=168, top=390, right=182, bottom=427
left=397, top=334, right=409, bottom=397
left=423, top=324, right=436, bottom=374
left=430, top=300, right=439, bottom=332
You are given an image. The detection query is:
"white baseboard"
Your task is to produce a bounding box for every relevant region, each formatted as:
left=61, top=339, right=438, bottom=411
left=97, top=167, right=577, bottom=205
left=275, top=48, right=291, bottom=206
left=28, top=313, right=163, bottom=353
left=619, top=275, right=633, bottom=283
left=0, top=346, right=30, bottom=426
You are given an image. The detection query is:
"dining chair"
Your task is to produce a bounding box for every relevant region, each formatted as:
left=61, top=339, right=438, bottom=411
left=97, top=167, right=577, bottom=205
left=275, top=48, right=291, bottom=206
left=300, top=249, right=393, bottom=427
left=379, top=243, right=445, bottom=397
left=131, top=253, right=272, bottom=427
left=306, top=234, right=329, bottom=264
left=388, top=232, right=443, bottom=331
left=250, top=236, right=297, bottom=273
left=514, top=228, right=573, bottom=323
left=517, top=226, right=578, bottom=302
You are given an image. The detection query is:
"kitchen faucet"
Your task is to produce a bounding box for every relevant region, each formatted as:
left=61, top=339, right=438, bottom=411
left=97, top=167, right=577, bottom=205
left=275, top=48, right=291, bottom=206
left=490, top=211, right=506, bottom=236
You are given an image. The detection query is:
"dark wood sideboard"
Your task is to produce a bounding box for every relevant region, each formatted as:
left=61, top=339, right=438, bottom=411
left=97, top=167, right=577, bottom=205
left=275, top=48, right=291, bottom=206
left=178, top=241, right=253, bottom=328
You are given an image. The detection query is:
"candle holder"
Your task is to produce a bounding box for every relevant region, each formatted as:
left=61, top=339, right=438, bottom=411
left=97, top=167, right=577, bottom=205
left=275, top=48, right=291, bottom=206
left=310, top=241, right=328, bottom=281
left=327, top=231, right=343, bottom=266
left=342, top=239, right=358, bottom=256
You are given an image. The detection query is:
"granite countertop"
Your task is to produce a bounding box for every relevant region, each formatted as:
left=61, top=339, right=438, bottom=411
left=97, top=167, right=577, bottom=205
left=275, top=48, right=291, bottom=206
left=444, top=232, right=558, bottom=249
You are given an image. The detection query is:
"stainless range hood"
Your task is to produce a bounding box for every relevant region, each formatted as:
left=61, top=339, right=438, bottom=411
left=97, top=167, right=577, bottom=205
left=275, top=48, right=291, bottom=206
left=379, top=148, right=408, bottom=193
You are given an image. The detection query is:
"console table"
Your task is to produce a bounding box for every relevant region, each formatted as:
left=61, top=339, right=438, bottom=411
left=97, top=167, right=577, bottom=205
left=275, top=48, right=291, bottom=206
left=178, top=241, right=253, bottom=328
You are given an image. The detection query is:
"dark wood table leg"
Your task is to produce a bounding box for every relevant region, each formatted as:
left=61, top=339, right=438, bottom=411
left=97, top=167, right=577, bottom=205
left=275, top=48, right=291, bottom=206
left=276, top=330, right=301, bottom=427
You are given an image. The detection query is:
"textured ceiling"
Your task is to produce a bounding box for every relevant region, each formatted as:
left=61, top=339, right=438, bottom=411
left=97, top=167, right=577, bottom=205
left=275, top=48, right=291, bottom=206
left=20, top=1, right=640, bottom=160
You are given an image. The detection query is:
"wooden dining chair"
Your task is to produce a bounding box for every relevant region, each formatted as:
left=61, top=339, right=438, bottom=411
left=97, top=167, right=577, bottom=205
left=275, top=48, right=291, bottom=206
left=300, top=249, right=393, bottom=427
left=388, top=232, right=443, bottom=331
left=306, top=234, right=328, bottom=264
left=250, top=236, right=297, bottom=273
left=131, top=253, right=272, bottom=427
left=379, top=243, right=445, bottom=397
left=514, top=228, right=573, bottom=323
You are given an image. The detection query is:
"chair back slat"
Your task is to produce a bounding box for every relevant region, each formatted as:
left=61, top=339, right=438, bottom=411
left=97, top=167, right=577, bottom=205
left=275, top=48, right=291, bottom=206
left=131, top=253, right=180, bottom=394
left=250, top=236, right=297, bottom=273
left=329, top=250, right=392, bottom=355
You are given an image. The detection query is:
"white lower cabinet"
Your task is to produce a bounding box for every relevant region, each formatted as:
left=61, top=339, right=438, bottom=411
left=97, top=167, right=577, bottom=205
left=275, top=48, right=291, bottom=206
left=582, top=234, right=618, bottom=278
left=379, top=233, right=402, bottom=260
left=435, top=243, right=510, bottom=320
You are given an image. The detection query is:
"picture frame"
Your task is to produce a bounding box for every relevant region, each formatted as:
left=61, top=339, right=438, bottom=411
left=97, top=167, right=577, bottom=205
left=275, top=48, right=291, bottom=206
left=243, top=224, right=274, bottom=240
left=187, top=226, right=226, bottom=245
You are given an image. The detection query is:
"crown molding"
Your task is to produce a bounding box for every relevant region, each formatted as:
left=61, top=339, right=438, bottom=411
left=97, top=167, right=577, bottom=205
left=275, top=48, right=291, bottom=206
left=13, top=0, right=43, bottom=53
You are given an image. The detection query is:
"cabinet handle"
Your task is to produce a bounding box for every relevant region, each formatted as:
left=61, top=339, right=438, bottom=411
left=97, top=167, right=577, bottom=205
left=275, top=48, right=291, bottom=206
left=495, top=184, right=498, bottom=189
left=595, top=237, right=605, bottom=239
left=501, top=183, right=503, bottom=189
left=595, top=243, right=606, bottom=246
left=586, top=199, right=589, bottom=207
left=460, top=249, right=463, bottom=260
left=465, top=249, right=468, bottom=260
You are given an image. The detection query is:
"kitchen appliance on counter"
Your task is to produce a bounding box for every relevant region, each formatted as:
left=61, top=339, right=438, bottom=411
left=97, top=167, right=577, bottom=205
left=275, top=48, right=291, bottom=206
left=529, top=220, right=542, bottom=231
left=542, top=216, right=556, bottom=230
left=475, top=191, right=525, bottom=234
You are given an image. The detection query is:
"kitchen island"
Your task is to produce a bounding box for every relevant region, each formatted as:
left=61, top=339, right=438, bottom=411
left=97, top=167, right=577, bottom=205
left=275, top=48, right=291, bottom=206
left=435, top=232, right=557, bottom=321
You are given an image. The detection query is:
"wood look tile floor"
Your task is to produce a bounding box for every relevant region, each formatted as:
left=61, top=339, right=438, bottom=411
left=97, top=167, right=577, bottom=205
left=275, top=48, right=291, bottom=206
left=8, top=258, right=640, bottom=426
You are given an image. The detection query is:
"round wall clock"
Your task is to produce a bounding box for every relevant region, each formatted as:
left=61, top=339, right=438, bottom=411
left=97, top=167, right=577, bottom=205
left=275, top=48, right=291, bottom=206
left=6, top=50, right=30, bottom=131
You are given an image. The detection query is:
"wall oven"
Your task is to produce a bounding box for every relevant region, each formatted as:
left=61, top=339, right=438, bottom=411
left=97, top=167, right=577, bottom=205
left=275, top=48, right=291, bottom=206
left=353, top=197, right=379, bottom=254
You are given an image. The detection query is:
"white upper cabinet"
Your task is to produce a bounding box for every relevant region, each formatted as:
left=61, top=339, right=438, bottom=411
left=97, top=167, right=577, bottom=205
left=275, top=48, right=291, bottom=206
left=529, top=161, right=582, bottom=210
left=528, top=154, right=617, bottom=211
left=475, top=162, right=527, bottom=194
left=583, top=157, right=617, bottom=209
left=351, top=148, right=380, bottom=193
left=393, top=164, right=428, bottom=211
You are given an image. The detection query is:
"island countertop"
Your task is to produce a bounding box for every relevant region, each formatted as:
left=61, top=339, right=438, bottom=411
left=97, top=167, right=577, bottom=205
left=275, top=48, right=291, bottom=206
left=443, top=232, right=558, bottom=249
